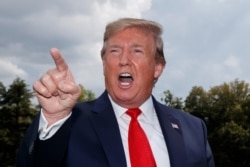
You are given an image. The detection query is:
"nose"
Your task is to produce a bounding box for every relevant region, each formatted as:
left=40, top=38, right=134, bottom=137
left=119, top=50, right=131, bottom=66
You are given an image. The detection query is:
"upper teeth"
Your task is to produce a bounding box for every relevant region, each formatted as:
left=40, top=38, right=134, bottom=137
left=120, top=73, right=131, bottom=77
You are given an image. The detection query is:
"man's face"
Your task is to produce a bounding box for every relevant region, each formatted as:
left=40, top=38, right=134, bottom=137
left=102, top=27, right=164, bottom=108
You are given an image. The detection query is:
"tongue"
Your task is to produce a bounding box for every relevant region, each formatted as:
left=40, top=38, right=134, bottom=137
left=119, top=77, right=133, bottom=83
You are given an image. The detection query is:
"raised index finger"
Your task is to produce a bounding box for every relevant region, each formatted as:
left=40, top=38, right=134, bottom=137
left=50, top=48, right=68, bottom=72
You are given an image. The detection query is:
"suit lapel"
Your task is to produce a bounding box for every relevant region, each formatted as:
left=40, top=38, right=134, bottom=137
left=153, top=97, right=188, bottom=167
left=89, top=92, right=188, bottom=167
left=89, top=92, right=127, bottom=167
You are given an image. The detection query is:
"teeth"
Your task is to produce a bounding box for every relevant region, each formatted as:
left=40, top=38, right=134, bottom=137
left=121, top=82, right=130, bottom=86
left=120, top=73, right=131, bottom=77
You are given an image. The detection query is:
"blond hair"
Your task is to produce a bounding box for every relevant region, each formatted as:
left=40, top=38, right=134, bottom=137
left=101, top=18, right=166, bottom=66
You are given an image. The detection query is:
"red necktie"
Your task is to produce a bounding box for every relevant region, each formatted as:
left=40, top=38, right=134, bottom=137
left=126, top=108, right=156, bottom=167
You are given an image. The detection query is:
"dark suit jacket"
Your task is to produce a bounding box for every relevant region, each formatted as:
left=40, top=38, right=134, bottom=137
left=16, top=91, right=215, bottom=167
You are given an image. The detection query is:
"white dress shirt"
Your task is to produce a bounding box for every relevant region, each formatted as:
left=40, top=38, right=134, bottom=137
left=39, top=95, right=170, bottom=167
left=39, top=111, right=71, bottom=140
left=109, top=96, right=170, bottom=167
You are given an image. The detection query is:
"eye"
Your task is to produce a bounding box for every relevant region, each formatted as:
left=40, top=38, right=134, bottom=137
left=109, top=48, right=121, bottom=55
left=133, top=48, right=144, bottom=55
left=135, top=49, right=142, bottom=52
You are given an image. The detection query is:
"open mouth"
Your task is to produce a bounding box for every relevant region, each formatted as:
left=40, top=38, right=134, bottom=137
left=119, top=73, right=133, bottom=86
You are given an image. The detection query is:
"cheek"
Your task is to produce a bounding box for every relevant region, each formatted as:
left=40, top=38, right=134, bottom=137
left=103, top=59, right=116, bottom=77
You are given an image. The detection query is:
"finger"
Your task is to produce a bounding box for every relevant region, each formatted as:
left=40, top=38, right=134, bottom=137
left=58, top=81, right=81, bottom=99
left=50, top=48, right=68, bottom=72
left=40, top=73, right=59, bottom=96
left=33, top=80, right=52, bottom=98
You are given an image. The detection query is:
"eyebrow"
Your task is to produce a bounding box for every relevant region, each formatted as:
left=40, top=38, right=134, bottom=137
left=107, top=43, right=145, bottom=50
left=105, top=44, right=122, bottom=51
left=108, top=44, right=121, bottom=48
left=131, top=44, right=144, bottom=48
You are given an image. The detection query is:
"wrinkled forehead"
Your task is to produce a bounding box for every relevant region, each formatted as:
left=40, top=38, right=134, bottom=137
left=105, top=28, right=156, bottom=50
left=104, top=26, right=156, bottom=42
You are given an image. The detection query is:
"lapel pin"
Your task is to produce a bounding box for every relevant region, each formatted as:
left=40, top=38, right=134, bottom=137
left=171, top=123, right=179, bottom=129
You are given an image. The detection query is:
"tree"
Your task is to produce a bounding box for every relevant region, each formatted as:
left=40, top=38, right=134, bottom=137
left=163, top=79, right=250, bottom=166
left=185, top=86, right=209, bottom=122
left=188, top=80, right=250, bottom=166
left=77, top=84, right=95, bottom=102
left=161, top=90, right=184, bottom=110
left=0, top=78, right=37, bottom=166
left=206, top=79, right=250, bottom=166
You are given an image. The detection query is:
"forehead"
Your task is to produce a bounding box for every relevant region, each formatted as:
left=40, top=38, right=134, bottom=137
left=106, top=27, right=155, bottom=46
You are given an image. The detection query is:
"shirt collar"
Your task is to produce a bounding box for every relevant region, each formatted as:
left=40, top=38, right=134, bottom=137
left=108, top=94, right=155, bottom=123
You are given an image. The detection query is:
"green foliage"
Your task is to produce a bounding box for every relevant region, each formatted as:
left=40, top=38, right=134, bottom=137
left=185, top=86, right=209, bottom=121
left=78, top=84, right=96, bottom=102
left=0, top=78, right=37, bottom=167
left=165, top=79, right=250, bottom=166
left=161, top=90, right=184, bottom=110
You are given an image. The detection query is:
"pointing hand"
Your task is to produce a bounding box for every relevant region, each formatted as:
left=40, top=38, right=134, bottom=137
left=33, top=48, right=81, bottom=126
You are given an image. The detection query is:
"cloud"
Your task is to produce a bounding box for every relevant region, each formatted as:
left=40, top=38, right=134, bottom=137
left=0, top=0, right=249, bottom=101
left=0, top=59, right=26, bottom=76
left=224, top=54, right=240, bottom=68
left=0, top=0, right=153, bottom=97
left=0, top=59, right=27, bottom=84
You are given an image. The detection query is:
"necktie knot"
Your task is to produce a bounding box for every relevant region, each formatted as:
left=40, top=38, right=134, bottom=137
left=126, top=108, right=141, bottom=119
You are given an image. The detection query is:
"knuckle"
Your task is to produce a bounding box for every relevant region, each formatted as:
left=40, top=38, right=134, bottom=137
left=32, top=81, right=39, bottom=91
left=41, top=73, right=51, bottom=83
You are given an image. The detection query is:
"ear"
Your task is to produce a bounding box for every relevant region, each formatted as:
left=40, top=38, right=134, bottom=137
left=154, top=63, right=164, bottom=79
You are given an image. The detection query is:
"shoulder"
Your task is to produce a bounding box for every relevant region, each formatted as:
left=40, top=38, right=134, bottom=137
left=71, top=90, right=112, bottom=119
left=154, top=99, right=206, bottom=130
left=167, top=104, right=201, bottom=123
left=73, top=90, right=109, bottom=110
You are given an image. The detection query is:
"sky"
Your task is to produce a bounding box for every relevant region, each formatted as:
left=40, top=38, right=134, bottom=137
left=0, top=0, right=249, bottom=104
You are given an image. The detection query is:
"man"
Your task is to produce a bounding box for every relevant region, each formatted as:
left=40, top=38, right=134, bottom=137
left=16, top=18, right=214, bottom=167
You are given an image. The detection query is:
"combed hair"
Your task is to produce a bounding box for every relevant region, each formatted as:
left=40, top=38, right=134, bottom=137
left=101, top=18, right=166, bottom=66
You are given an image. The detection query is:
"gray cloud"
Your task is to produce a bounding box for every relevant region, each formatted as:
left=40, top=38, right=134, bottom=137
left=0, top=0, right=249, bottom=102
left=144, top=0, right=250, bottom=98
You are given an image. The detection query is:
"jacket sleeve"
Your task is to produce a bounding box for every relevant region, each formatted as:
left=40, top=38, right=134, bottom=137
left=16, top=112, right=72, bottom=167
left=201, top=121, right=215, bottom=167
